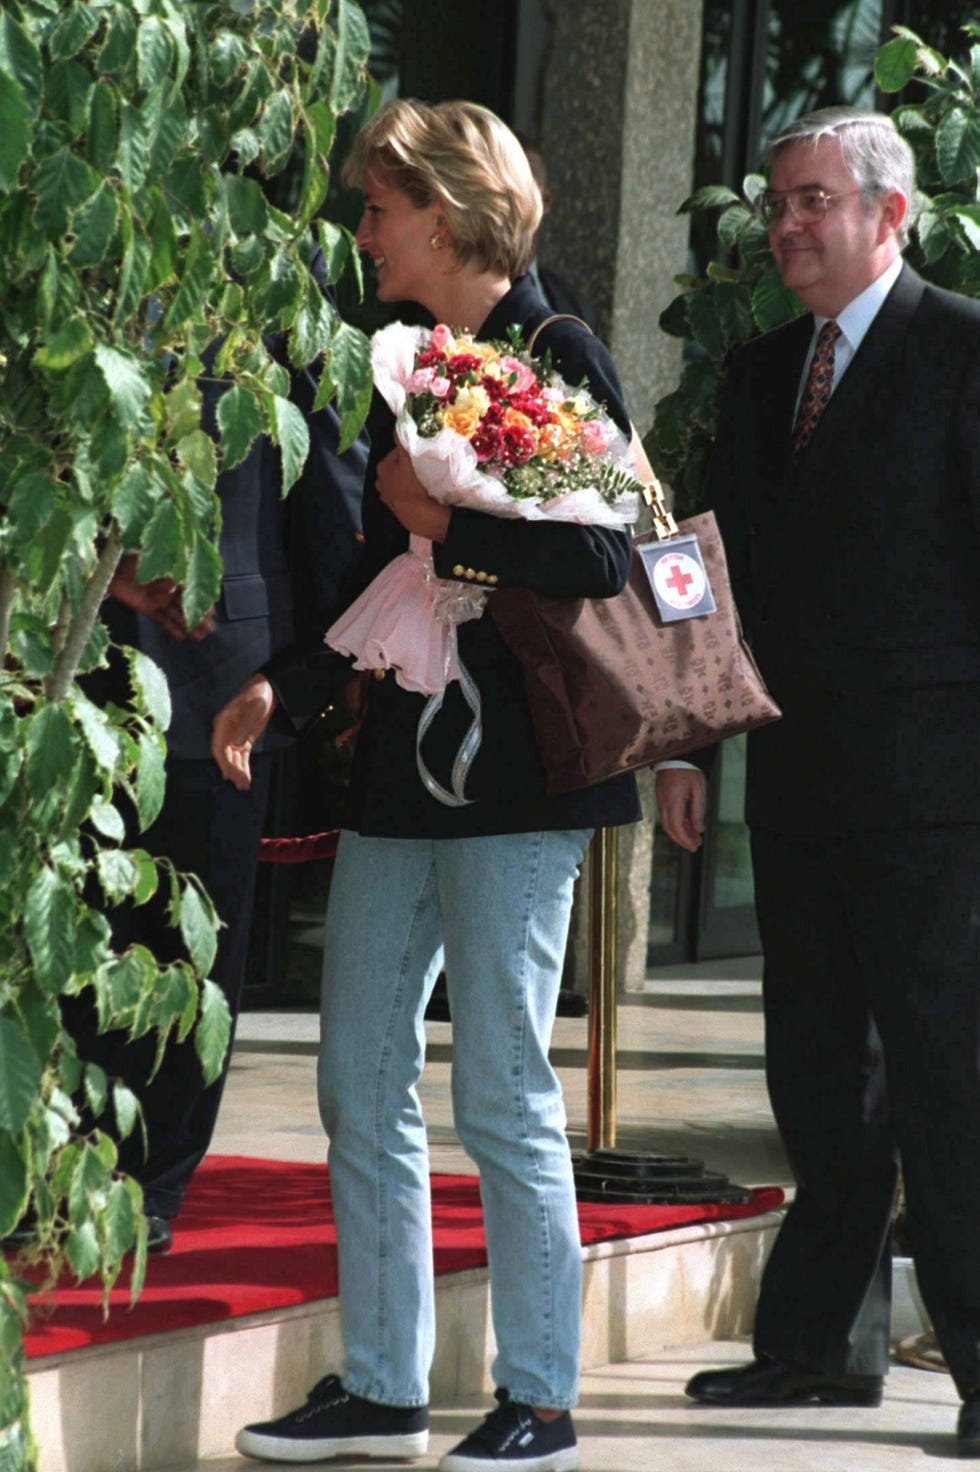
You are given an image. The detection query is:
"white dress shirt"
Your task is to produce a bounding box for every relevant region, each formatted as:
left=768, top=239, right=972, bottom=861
left=793, top=255, right=903, bottom=412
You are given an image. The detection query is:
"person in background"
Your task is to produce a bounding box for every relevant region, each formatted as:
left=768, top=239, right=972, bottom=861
left=656, top=106, right=980, bottom=1455
left=518, top=133, right=598, bottom=332
left=64, top=327, right=367, bottom=1255
left=215, top=97, right=640, bottom=1471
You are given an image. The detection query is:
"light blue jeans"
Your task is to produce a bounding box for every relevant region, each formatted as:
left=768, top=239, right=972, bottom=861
left=317, top=827, right=592, bottom=1410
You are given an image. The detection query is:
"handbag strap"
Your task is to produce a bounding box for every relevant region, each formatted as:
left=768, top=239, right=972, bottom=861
left=525, top=311, right=592, bottom=356
left=523, top=313, right=678, bottom=540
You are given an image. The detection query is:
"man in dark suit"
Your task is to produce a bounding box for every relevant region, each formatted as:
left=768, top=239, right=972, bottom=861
left=656, top=106, right=980, bottom=1453
left=70, top=343, right=367, bottom=1251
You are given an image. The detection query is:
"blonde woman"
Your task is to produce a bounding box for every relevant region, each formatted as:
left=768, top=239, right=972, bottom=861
left=217, top=99, right=640, bottom=1472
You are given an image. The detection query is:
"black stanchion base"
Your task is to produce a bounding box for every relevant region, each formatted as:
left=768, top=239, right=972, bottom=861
left=573, top=1148, right=752, bottom=1205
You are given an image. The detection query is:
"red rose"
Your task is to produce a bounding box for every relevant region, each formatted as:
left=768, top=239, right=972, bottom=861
left=509, top=392, right=551, bottom=425
left=447, top=353, right=483, bottom=378
left=501, top=424, right=536, bottom=465
left=471, top=423, right=503, bottom=462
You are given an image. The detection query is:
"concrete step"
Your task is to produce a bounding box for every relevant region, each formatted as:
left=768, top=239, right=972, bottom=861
left=29, top=1208, right=782, bottom=1472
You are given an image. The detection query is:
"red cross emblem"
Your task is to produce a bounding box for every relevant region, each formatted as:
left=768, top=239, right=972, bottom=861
left=665, top=564, right=694, bottom=597
left=653, top=551, right=705, bottom=611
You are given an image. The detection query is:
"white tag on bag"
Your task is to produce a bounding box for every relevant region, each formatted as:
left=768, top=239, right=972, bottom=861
left=638, top=533, right=716, bottom=622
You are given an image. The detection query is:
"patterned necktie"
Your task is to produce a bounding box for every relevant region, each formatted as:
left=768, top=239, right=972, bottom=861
left=790, top=320, right=841, bottom=460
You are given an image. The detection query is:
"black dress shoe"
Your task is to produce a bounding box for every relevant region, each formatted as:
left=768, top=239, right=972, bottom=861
left=685, top=1356, right=884, bottom=1407
left=6, top=1212, right=174, bottom=1255
left=146, top=1215, right=173, bottom=1254
left=958, top=1395, right=980, bottom=1456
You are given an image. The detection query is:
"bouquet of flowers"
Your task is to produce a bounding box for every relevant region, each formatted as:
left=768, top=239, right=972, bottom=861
left=370, top=320, right=640, bottom=526
left=326, top=321, right=643, bottom=805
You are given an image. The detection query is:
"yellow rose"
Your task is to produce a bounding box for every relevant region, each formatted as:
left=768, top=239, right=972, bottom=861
left=504, top=408, right=533, bottom=431
left=454, top=385, right=491, bottom=419
left=443, top=404, right=482, bottom=438
left=469, top=340, right=501, bottom=362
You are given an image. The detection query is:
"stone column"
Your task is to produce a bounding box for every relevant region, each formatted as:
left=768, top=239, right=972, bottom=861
left=539, top=0, right=702, bottom=430
left=538, top=0, right=703, bottom=992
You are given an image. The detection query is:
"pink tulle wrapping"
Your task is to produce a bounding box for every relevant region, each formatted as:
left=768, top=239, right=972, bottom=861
left=326, top=537, right=464, bottom=696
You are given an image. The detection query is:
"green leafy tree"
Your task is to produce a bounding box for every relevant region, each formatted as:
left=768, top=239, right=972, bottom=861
left=651, top=22, right=980, bottom=512
left=0, top=3, right=372, bottom=1466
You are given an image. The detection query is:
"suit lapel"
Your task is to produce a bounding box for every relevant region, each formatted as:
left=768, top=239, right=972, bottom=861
left=757, top=265, right=925, bottom=593
left=726, top=313, right=812, bottom=541
left=759, top=316, right=812, bottom=496
left=798, top=264, right=924, bottom=478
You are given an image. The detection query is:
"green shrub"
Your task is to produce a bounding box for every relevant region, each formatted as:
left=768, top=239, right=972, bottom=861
left=650, top=23, right=980, bottom=513
left=0, top=4, right=372, bottom=1465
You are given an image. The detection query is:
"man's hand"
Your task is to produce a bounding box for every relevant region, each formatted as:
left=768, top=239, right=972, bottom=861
left=335, top=672, right=370, bottom=749
left=376, top=444, right=451, bottom=541
left=211, top=674, right=277, bottom=791
left=109, top=553, right=216, bottom=641
left=655, top=767, right=708, bottom=852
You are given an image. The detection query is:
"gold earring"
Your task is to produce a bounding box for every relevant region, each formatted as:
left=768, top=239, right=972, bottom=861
left=430, top=231, right=444, bottom=250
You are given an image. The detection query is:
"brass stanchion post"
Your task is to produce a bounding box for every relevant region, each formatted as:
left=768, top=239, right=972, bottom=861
left=574, top=823, right=751, bottom=1207
left=586, top=826, right=618, bottom=1151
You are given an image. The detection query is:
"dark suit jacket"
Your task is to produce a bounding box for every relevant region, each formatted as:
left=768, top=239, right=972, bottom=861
left=132, top=356, right=367, bottom=760
left=708, top=264, right=980, bottom=835
left=269, top=273, right=641, bottom=839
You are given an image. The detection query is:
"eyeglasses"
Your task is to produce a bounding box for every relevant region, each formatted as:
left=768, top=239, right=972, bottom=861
left=755, top=187, right=864, bottom=228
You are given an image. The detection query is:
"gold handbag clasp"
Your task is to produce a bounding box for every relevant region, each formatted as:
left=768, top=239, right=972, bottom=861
left=640, top=478, right=679, bottom=541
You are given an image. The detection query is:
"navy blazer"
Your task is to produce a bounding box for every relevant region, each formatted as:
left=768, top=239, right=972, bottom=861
left=270, top=274, right=641, bottom=839
left=707, top=264, right=980, bottom=834
left=116, top=352, right=368, bottom=761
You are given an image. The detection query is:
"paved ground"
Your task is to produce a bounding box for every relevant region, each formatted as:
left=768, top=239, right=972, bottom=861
left=182, top=960, right=959, bottom=1470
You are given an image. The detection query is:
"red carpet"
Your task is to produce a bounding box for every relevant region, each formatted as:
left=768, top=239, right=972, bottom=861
left=18, top=1156, right=782, bottom=1360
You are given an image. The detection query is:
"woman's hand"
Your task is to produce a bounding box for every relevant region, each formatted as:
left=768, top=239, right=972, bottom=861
left=376, top=444, right=451, bottom=541
left=211, top=674, right=278, bottom=791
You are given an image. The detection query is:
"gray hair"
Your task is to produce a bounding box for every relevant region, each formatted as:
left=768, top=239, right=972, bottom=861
left=764, top=107, right=916, bottom=244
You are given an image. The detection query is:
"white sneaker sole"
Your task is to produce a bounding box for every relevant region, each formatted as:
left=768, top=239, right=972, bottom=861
left=438, top=1447, right=578, bottom=1472
left=235, top=1427, right=429, bottom=1462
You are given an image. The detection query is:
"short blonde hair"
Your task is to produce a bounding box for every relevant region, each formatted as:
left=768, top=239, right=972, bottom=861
left=342, top=98, right=542, bottom=279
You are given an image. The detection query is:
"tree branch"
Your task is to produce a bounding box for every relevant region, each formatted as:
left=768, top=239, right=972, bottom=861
left=50, top=591, right=72, bottom=661
left=0, top=565, right=16, bottom=658
left=46, top=527, right=125, bottom=704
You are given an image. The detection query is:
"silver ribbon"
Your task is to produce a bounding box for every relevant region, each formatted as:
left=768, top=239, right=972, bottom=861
left=415, top=554, right=488, bottom=808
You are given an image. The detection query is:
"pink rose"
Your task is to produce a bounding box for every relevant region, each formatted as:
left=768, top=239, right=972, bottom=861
left=406, top=367, right=436, bottom=394
left=580, top=419, right=614, bottom=455
left=430, top=324, right=454, bottom=351
left=499, top=356, right=536, bottom=394
left=430, top=374, right=452, bottom=399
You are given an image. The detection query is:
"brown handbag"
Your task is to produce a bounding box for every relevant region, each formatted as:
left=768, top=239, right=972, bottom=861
left=489, top=447, right=781, bottom=797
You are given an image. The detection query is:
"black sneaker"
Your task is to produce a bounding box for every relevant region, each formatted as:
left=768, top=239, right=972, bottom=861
left=439, top=1389, right=578, bottom=1472
left=235, top=1374, right=429, bottom=1462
